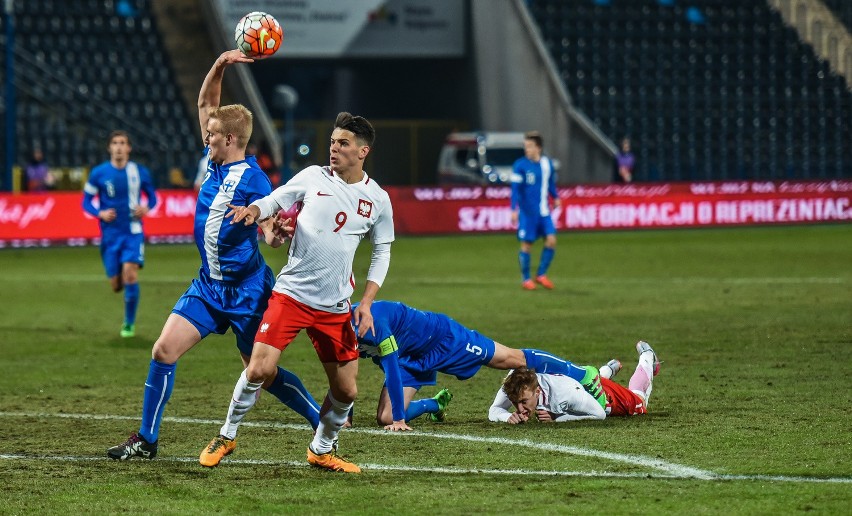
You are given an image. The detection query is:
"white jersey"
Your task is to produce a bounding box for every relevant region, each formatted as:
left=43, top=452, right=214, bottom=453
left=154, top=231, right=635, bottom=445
left=488, top=373, right=605, bottom=423
left=252, top=165, right=394, bottom=313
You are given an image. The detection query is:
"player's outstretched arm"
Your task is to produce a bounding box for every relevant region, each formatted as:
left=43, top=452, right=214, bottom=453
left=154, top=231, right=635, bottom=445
left=258, top=216, right=293, bottom=248
left=225, top=203, right=261, bottom=225
left=198, top=50, right=254, bottom=143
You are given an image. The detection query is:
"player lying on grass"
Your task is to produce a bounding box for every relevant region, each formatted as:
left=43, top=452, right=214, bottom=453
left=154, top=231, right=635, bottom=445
left=195, top=298, right=610, bottom=466
left=489, top=341, right=660, bottom=423
left=351, top=300, right=609, bottom=431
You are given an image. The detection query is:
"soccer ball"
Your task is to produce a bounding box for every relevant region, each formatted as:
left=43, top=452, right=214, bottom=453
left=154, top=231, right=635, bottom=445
left=235, top=12, right=283, bottom=59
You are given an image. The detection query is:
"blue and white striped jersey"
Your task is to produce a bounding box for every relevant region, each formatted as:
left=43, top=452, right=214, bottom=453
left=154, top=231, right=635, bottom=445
left=194, top=150, right=272, bottom=282
left=83, top=160, right=157, bottom=236
left=510, top=156, right=558, bottom=217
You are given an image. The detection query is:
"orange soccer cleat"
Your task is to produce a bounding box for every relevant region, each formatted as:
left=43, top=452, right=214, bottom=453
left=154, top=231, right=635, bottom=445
left=199, top=436, right=236, bottom=467
left=535, top=275, right=554, bottom=289
left=307, top=446, right=361, bottom=473
left=522, top=279, right=536, bottom=290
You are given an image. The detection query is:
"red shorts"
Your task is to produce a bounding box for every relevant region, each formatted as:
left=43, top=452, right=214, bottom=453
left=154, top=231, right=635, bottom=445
left=254, top=291, right=358, bottom=362
left=601, top=377, right=647, bottom=416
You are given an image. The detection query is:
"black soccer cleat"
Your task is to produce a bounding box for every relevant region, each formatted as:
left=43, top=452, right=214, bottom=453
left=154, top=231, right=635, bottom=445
left=107, top=432, right=158, bottom=460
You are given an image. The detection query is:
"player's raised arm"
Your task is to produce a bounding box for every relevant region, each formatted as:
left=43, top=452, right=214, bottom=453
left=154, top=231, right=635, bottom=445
left=198, top=50, right=254, bottom=144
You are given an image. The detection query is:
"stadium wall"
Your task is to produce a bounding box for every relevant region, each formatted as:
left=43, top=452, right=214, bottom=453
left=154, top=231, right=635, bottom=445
left=470, top=0, right=617, bottom=184
left=1, top=180, right=850, bottom=247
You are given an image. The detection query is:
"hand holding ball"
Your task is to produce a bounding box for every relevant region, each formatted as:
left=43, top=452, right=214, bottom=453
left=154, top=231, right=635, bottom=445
left=235, top=12, right=283, bottom=59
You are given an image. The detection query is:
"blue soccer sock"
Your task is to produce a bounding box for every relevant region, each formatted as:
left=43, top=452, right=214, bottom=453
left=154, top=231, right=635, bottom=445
left=537, top=247, right=555, bottom=277
left=138, top=359, right=176, bottom=443
left=405, top=399, right=439, bottom=421
left=265, top=367, right=321, bottom=430
left=519, top=251, right=532, bottom=281
left=522, top=348, right=586, bottom=382
left=124, top=282, right=139, bottom=325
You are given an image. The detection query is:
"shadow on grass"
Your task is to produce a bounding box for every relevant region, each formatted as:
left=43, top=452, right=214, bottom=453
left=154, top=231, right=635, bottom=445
left=107, top=336, right=151, bottom=349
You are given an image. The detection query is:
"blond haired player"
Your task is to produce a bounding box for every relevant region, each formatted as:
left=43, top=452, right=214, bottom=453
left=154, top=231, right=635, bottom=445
left=107, top=50, right=321, bottom=461
left=202, top=112, right=394, bottom=473
left=489, top=341, right=661, bottom=423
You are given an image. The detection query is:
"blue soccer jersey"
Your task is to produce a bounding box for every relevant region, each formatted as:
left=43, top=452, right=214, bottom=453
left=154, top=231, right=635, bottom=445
left=352, top=301, right=495, bottom=421
left=194, top=150, right=272, bottom=282
left=83, top=160, right=157, bottom=237
left=511, top=155, right=558, bottom=217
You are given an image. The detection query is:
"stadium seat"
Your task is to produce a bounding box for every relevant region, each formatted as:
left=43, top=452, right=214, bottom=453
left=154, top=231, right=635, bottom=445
left=3, top=0, right=194, bottom=181
left=528, top=0, right=852, bottom=180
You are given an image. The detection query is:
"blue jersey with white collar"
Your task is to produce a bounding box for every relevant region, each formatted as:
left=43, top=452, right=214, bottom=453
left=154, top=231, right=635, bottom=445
left=194, top=150, right=272, bottom=283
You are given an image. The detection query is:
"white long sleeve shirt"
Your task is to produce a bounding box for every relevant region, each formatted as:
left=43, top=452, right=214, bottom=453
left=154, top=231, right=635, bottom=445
left=489, top=373, right=606, bottom=423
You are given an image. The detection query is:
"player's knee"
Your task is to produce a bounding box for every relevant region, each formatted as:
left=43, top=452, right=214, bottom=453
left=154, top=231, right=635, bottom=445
left=375, top=413, right=392, bottom=426
left=151, top=340, right=178, bottom=364
left=331, top=384, right=357, bottom=404
left=246, top=361, right=274, bottom=384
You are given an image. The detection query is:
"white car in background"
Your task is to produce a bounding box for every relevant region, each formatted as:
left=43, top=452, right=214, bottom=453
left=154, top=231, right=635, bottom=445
left=437, top=132, right=526, bottom=185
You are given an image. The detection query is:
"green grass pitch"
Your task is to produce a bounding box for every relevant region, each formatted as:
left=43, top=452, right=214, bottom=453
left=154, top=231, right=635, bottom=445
left=1, top=225, right=850, bottom=513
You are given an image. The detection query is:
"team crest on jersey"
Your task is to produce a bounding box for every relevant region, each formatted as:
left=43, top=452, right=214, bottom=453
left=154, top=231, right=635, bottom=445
left=260, top=323, right=270, bottom=333
left=357, top=199, right=373, bottom=218
left=222, top=179, right=236, bottom=192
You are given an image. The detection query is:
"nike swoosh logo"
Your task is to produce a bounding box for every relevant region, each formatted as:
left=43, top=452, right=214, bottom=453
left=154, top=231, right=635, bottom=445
left=260, top=29, right=268, bottom=50
left=317, top=191, right=332, bottom=196
left=144, top=384, right=154, bottom=388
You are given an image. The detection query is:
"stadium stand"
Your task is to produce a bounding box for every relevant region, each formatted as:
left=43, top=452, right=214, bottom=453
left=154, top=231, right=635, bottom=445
left=822, top=0, right=852, bottom=32
left=527, top=0, right=852, bottom=181
left=1, top=0, right=198, bottom=185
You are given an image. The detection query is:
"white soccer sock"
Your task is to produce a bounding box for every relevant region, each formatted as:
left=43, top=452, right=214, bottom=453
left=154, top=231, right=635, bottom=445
left=310, top=391, right=353, bottom=455
left=219, top=369, right=262, bottom=440
left=628, top=353, right=655, bottom=404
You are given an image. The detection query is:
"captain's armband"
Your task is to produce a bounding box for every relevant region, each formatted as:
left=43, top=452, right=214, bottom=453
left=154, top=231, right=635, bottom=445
left=378, top=336, right=398, bottom=357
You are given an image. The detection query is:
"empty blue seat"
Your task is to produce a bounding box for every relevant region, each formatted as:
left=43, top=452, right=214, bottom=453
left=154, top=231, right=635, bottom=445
left=528, top=0, right=852, bottom=180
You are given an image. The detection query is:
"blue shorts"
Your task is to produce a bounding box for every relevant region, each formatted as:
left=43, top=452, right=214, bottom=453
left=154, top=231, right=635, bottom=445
left=100, top=232, right=145, bottom=277
left=517, top=213, right=555, bottom=243
left=396, top=316, right=495, bottom=388
left=171, top=266, right=275, bottom=356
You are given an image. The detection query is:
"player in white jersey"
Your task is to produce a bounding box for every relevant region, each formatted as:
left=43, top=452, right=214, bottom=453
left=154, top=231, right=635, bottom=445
left=205, top=112, right=394, bottom=473
left=489, top=341, right=661, bottom=424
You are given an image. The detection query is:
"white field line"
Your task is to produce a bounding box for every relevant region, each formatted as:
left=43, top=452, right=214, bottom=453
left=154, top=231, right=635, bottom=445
left=0, top=453, right=680, bottom=480
left=2, top=411, right=851, bottom=484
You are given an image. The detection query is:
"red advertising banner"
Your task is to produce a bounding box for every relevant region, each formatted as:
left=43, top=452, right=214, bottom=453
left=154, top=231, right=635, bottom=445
left=386, top=180, right=852, bottom=234
left=0, top=190, right=196, bottom=248
left=1, top=180, right=850, bottom=247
